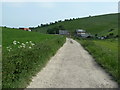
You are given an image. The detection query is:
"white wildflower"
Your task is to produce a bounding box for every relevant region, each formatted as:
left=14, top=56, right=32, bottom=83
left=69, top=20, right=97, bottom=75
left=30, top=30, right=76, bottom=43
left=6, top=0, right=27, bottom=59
left=8, top=49, right=11, bottom=52
left=22, top=45, right=25, bottom=48
left=29, top=41, right=32, bottom=43
left=21, top=43, right=26, bottom=48
left=13, top=40, right=17, bottom=45
left=6, top=46, right=12, bottom=52
left=17, top=41, right=20, bottom=44
left=29, top=47, right=32, bottom=49
left=19, top=45, right=23, bottom=48
left=6, top=47, right=9, bottom=49
left=31, top=43, right=35, bottom=46
left=18, top=45, right=22, bottom=48
left=21, top=43, right=25, bottom=46
left=26, top=42, right=28, bottom=44
left=13, top=40, right=16, bottom=43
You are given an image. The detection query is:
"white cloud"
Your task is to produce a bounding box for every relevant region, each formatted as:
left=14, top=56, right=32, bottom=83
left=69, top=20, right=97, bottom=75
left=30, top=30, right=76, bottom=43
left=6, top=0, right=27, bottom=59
left=0, top=2, right=2, bottom=25
left=7, top=2, right=26, bottom=7
left=38, top=2, right=56, bottom=8
left=1, top=0, right=119, bottom=2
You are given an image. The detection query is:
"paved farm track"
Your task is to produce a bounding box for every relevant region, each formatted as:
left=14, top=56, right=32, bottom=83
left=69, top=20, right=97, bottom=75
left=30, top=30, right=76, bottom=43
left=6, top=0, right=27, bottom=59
left=27, top=38, right=118, bottom=88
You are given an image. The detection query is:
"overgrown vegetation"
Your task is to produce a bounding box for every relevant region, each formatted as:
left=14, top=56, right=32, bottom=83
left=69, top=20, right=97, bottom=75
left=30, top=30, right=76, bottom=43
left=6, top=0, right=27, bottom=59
left=2, top=27, right=66, bottom=88
left=47, top=25, right=65, bottom=34
left=76, top=38, right=119, bottom=84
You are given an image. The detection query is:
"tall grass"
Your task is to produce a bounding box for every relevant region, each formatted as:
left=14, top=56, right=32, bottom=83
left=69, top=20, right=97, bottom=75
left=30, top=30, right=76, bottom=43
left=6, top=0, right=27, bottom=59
left=76, top=38, right=119, bottom=84
left=2, top=28, right=66, bottom=88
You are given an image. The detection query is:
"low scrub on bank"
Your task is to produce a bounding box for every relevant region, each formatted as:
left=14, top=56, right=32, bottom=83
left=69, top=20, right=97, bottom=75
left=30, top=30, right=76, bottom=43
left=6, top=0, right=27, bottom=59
left=2, top=28, right=66, bottom=88
left=76, top=38, right=119, bottom=84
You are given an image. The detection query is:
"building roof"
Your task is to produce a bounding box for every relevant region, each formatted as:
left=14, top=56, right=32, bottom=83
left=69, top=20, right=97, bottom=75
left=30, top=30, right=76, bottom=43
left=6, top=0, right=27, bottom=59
left=23, top=28, right=30, bottom=31
left=76, top=29, right=86, bottom=32
left=19, top=28, right=31, bottom=31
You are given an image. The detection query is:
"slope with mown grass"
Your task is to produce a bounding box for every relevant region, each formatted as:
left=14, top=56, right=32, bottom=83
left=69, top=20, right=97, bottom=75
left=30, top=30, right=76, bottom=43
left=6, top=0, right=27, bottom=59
left=2, top=27, right=66, bottom=88
left=32, top=13, right=118, bottom=37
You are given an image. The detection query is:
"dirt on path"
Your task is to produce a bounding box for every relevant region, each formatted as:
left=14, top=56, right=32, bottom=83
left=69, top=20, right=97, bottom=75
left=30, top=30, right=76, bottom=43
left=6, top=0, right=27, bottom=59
left=27, top=38, right=118, bottom=88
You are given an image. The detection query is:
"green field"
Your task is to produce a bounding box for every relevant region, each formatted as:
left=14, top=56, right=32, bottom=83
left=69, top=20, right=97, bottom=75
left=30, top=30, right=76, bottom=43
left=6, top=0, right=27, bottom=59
left=2, top=27, right=66, bottom=88
left=2, top=28, right=60, bottom=47
left=32, top=13, right=118, bottom=37
left=76, top=38, right=119, bottom=84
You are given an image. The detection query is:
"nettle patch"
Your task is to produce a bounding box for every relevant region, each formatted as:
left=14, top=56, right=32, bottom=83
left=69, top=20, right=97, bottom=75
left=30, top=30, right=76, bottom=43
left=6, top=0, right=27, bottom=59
left=6, top=40, right=36, bottom=52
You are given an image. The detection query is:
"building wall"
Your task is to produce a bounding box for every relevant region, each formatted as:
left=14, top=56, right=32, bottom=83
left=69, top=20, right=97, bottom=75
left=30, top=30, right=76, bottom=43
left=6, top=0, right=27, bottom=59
left=59, top=30, right=69, bottom=35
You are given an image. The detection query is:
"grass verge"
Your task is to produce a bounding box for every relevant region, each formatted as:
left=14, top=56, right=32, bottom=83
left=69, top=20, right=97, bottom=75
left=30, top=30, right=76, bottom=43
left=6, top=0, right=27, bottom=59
left=76, top=38, right=119, bottom=85
left=2, top=27, right=66, bottom=88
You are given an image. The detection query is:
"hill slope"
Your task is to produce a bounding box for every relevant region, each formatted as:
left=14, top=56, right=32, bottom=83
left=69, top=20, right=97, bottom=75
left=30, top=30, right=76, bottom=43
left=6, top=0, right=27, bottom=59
left=32, top=13, right=118, bottom=37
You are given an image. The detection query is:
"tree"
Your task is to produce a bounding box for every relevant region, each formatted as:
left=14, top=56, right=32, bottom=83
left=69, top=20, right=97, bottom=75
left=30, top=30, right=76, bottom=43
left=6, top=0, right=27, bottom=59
left=109, top=33, right=114, bottom=36
left=44, top=23, right=49, bottom=26
left=95, top=34, right=98, bottom=37
left=55, top=21, right=58, bottom=23
left=89, top=15, right=91, bottom=17
left=73, top=18, right=75, bottom=20
left=65, top=19, right=69, bottom=21
left=50, top=22, right=54, bottom=25
left=41, top=24, right=44, bottom=27
left=58, top=20, right=62, bottom=22
left=47, top=26, right=62, bottom=34
left=59, top=25, right=64, bottom=30
left=115, top=35, right=118, bottom=38
left=53, top=27, right=59, bottom=34
left=109, top=29, right=114, bottom=32
left=47, top=28, right=53, bottom=34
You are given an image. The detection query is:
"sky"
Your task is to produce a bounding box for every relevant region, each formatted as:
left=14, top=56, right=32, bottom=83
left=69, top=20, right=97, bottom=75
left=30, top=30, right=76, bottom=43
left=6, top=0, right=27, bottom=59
left=1, top=0, right=119, bottom=28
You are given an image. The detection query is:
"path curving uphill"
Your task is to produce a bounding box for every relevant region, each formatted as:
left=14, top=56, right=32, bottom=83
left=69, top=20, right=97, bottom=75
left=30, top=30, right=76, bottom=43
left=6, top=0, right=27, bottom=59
left=27, top=38, right=118, bottom=88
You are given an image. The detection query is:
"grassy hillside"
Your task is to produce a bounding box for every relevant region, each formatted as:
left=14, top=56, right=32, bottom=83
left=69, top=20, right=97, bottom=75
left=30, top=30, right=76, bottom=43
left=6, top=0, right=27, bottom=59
left=2, top=27, right=66, bottom=88
left=76, top=38, right=119, bottom=84
left=32, top=13, right=118, bottom=37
